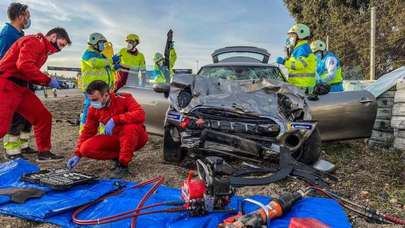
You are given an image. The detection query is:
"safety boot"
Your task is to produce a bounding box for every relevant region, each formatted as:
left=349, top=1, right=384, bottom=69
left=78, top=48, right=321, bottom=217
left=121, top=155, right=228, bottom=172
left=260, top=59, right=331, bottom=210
left=109, top=164, right=129, bottom=179
left=3, top=134, right=24, bottom=160
left=19, top=132, right=36, bottom=154
left=36, top=151, right=64, bottom=163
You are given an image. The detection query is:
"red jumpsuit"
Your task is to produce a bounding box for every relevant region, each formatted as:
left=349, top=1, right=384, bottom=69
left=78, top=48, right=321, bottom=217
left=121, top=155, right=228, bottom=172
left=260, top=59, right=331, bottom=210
left=75, top=93, right=148, bottom=166
left=0, top=34, right=58, bottom=152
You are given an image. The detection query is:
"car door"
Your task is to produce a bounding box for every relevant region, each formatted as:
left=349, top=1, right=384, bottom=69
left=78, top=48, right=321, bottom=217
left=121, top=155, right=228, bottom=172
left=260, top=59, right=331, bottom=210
left=308, top=90, right=377, bottom=141
left=120, top=85, right=169, bottom=136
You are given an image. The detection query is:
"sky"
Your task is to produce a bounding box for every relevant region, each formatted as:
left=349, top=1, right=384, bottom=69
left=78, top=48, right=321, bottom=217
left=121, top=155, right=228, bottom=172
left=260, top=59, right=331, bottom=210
left=0, top=0, right=295, bottom=76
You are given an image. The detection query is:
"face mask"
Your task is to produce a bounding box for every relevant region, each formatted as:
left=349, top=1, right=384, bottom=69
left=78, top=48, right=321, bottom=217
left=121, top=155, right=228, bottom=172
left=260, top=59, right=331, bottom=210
left=288, top=37, right=296, bottom=47
left=127, top=43, right=134, bottom=50
left=23, top=18, right=31, bottom=29
left=316, top=52, right=323, bottom=60
left=90, top=101, right=104, bottom=109
left=51, top=41, right=61, bottom=53
left=97, top=42, right=105, bottom=52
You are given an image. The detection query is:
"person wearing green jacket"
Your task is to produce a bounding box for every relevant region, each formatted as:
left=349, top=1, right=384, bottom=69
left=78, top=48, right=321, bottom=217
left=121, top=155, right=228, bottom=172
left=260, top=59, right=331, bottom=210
left=151, top=30, right=177, bottom=84
left=79, top=33, right=119, bottom=129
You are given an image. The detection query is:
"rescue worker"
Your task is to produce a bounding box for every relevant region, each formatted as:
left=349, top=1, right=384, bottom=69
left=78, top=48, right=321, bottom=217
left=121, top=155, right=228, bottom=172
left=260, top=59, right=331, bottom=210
left=151, top=30, right=177, bottom=84
left=114, top=34, right=146, bottom=89
left=0, top=27, right=71, bottom=162
left=310, top=40, right=344, bottom=92
left=66, top=80, right=148, bottom=178
left=0, top=2, right=36, bottom=159
left=79, top=33, right=119, bottom=129
left=276, top=23, right=316, bottom=93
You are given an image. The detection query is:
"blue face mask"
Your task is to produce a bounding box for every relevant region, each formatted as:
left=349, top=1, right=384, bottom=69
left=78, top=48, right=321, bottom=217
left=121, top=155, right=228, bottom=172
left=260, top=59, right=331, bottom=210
left=97, top=42, right=105, bottom=52
left=90, top=101, right=104, bottom=109
left=316, top=52, right=323, bottom=60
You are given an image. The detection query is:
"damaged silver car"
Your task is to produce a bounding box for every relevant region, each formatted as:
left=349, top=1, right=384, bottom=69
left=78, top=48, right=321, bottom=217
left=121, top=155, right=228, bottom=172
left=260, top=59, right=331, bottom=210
left=163, top=73, right=321, bottom=165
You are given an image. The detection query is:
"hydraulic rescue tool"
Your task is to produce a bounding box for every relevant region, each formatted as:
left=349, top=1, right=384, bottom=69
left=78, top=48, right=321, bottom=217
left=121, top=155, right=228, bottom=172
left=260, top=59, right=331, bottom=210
left=181, top=156, right=235, bottom=216
left=220, top=186, right=405, bottom=227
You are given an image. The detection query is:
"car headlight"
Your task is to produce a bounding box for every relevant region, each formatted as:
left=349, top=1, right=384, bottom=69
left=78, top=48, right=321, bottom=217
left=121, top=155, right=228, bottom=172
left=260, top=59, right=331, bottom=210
left=177, top=89, right=192, bottom=109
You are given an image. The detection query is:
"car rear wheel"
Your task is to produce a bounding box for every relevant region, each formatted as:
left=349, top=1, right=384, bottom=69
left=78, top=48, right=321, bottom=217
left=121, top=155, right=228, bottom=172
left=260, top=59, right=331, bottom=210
left=163, top=125, right=184, bottom=162
left=292, top=128, right=321, bottom=164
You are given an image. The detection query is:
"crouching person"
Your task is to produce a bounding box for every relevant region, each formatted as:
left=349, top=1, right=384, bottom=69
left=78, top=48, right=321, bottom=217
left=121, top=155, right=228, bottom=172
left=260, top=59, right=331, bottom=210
left=66, top=80, right=148, bottom=178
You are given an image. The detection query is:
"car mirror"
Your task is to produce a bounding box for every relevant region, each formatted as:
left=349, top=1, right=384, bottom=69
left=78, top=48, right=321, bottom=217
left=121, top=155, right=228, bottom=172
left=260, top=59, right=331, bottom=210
left=153, top=83, right=170, bottom=98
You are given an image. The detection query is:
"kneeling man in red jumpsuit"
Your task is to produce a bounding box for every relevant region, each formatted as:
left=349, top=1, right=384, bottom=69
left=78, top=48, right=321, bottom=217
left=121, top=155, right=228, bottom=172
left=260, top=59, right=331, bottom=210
left=67, top=80, right=148, bottom=178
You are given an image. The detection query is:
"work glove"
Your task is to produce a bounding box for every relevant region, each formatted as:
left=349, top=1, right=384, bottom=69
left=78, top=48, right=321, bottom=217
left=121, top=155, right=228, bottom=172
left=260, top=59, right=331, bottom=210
left=112, top=55, right=120, bottom=65
left=276, top=57, right=285, bottom=65
left=48, top=77, right=60, bottom=89
left=113, top=63, right=121, bottom=71
left=67, top=155, right=80, bottom=170
left=104, top=118, right=115, bottom=136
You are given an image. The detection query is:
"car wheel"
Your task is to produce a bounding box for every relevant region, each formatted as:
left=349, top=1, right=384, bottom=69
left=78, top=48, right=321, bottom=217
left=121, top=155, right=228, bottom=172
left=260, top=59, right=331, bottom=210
left=292, top=128, right=321, bottom=164
left=163, top=125, right=184, bottom=162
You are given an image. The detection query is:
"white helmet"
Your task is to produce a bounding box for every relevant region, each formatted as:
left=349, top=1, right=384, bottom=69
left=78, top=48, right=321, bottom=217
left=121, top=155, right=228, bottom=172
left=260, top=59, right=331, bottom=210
left=288, top=24, right=311, bottom=39
left=310, top=40, right=327, bottom=52
left=88, top=33, right=107, bottom=45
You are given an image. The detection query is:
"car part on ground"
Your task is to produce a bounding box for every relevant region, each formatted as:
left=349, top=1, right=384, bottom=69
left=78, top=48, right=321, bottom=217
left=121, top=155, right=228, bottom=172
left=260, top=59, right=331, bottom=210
left=0, top=188, right=45, bottom=203
left=229, top=146, right=334, bottom=188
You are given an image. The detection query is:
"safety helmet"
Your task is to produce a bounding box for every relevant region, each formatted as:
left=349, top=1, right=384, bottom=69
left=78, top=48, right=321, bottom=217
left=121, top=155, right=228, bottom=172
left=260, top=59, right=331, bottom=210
left=288, top=24, right=311, bottom=39
left=310, top=40, right=327, bottom=53
left=154, top=52, right=164, bottom=63
left=126, top=34, right=140, bottom=43
left=88, top=33, right=107, bottom=45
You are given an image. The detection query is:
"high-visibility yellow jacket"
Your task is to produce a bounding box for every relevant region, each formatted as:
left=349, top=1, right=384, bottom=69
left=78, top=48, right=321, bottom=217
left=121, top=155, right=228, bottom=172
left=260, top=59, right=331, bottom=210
left=284, top=40, right=317, bottom=89
left=317, top=51, right=343, bottom=85
left=119, top=48, right=146, bottom=71
left=80, top=46, right=114, bottom=91
left=151, top=48, right=177, bottom=84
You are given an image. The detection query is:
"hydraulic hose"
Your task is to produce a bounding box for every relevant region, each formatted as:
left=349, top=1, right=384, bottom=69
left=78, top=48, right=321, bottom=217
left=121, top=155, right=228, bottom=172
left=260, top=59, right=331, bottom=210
left=72, top=176, right=187, bottom=226
left=309, top=186, right=405, bottom=225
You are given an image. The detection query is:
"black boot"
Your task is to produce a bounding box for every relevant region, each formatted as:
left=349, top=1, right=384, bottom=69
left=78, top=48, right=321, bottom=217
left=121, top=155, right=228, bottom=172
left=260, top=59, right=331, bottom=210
left=109, top=163, right=129, bottom=178
left=36, top=151, right=64, bottom=163
left=21, top=147, right=37, bottom=154
left=5, top=153, right=25, bottom=160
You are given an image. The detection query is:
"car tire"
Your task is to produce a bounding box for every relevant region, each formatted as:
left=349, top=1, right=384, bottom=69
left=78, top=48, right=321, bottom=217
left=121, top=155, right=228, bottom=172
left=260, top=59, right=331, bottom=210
left=293, top=128, right=321, bottom=165
left=163, top=126, right=184, bottom=163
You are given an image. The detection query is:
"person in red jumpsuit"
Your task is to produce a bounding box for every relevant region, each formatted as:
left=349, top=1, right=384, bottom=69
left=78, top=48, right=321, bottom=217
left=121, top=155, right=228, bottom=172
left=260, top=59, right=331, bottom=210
left=0, top=27, right=71, bottom=162
left=67, top=80, right=148, bottom=178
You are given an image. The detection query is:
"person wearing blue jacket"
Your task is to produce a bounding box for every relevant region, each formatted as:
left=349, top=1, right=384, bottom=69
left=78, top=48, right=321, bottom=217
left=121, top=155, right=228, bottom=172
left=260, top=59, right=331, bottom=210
left=0, top=2, right=35, bottom=159
left=310, top=40, right=344, bottom=92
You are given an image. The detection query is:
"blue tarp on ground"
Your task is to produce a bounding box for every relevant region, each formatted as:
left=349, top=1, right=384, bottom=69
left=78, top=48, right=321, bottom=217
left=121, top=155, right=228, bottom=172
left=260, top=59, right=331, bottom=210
left=0, top=159, right=351, bottom=227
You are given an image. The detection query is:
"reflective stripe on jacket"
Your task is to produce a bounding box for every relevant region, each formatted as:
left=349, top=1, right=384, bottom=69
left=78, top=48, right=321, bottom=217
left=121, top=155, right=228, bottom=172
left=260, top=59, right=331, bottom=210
left=284, top=40, right=316, bottom=88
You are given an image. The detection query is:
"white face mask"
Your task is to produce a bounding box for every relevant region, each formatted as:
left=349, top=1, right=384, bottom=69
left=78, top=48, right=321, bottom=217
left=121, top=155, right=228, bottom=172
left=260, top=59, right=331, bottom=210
left=127, top=43, right=134, bottom=50
left=288, top=37, right=296, bottom=47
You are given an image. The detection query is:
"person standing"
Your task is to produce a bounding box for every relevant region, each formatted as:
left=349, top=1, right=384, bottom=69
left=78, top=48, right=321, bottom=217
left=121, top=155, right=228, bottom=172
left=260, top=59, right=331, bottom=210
left=311, top=40, right=344, bottom=92
left=79, top=33, right=118, bottom=130
left=276, top=24, right=316, bottom=93
left=0, top=2, right=36, bottom=159
left=114, top=34, right=146, bottom=89
left=0, top=27, right=71, bottom=162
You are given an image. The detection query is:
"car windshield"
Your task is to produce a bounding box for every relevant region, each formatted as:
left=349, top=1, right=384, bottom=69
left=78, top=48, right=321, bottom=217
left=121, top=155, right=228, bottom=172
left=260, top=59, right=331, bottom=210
left=198, top=65, right=285, bottom=81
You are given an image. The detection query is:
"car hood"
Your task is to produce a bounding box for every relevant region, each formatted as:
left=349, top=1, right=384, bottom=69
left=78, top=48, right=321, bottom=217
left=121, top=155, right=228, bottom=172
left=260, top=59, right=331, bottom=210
left=169, top=74, right=311, bottom=122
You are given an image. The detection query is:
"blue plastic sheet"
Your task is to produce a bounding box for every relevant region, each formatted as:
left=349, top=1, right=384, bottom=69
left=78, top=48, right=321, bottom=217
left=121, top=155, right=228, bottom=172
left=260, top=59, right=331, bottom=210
left=0, top=159, right=351, bottom=227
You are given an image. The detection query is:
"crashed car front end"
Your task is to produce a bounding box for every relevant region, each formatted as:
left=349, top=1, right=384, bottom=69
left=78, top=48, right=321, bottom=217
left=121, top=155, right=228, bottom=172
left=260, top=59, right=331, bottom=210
left=165, top=74, right=318, bottom=163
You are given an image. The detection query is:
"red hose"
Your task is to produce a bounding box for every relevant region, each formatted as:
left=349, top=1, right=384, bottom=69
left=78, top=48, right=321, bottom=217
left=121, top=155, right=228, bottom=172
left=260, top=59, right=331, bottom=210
left=130, top=176, right=164, bottom=228
left=72, top=176, right=185, bottom=226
